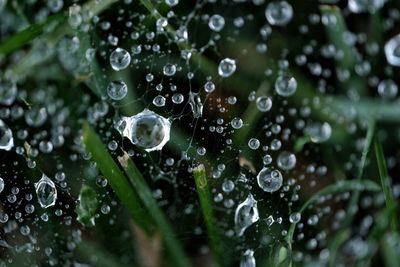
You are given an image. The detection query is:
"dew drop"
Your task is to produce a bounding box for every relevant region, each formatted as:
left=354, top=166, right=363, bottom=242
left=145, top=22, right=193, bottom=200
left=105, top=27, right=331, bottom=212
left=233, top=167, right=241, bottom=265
left=153, top=95, right=166, bottom=107
left=209, top=14, right=225, bottom=32
left=35, top=174, right=57, bottom=209
left=306, top=122, right=332, bottom=143
left=256, top=96, right=272, bottom=112
left=218, top=58, right=236, bottom=78
left=277, top=151, right=296, bottom=171
left=231, top=117, right=244, bottom=129
left=240, top=249, right=256, bottom=267
left=289, top=212, right=301, bottom=223
left=107, top=80, right=128, bottom=100
left=384, top=34, right=400, bottom=67
left=0, top=119, right=13, bottom=151
left=378, top=79, right=398, bottom=99
left=0, top=177, right=4, bottom=193
left=248, top=138, right=260, bottom=150
left=265, top=1, right=293, bottom=26
left=275, top=75, right=297, bottom=97
left=257, top=167, right=283, bottom=193
left=234, top=193, right=259, bottom=236
left=118, top=109, right=171, bottom=152
left=189, top=92, right=203, bottom=118
left=109, top=47, right=131, bottom=71
left=163, top=63, right=177, bottom=76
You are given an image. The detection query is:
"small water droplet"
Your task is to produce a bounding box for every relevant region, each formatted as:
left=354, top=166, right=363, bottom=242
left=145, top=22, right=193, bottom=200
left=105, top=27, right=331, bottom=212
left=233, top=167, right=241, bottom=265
left=218, top=58, right=236, bottom=78
left=257, top=167, right=283, bottom=193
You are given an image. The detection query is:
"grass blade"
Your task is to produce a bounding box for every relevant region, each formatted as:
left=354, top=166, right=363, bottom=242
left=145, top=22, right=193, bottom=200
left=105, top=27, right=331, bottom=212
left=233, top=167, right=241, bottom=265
left=374, top=134, right=399, bottom=232
left=0, top=13, right=66, bottom=56
left=82, top=122, right=153, bottom=234
left=320, top=5, right=365, bottom=96
left=193, top=164, right=223, bottom=267
left=118, top=152, right=192, bottom=267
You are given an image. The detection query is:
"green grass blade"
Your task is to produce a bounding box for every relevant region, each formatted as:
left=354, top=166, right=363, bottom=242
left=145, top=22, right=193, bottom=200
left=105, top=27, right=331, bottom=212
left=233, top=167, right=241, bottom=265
left=343, top=120, right=376, bottom=225
left=381, top=233, right=400, bottom=267
left=374, top=134, right=399, bottom=232
left=118, top=152, right=192, bottom=267
left=193, top=165, right=223, bottom=267
left=320, top=5, right=365, bottom=96
left=82, top=122, right=152, bottom=234
left=286, top=179, right=380, bottom=245
left=0, top=13, right=66, bottom=56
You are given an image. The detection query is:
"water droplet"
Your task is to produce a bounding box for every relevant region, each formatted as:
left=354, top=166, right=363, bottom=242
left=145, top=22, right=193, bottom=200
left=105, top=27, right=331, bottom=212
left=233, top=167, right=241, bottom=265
left=165, top=0, right=178, bottom=6
left=256, top=96, right=272, bottom=112
left=348, top=0, right=385, bottom=13
left=378, top=79, right=398, bottom=99
left=163, top=63, right=177, bottom=76
left=0, top=177, right=4, bottom=193
left=0, top=119, right=13, bottom=151
left=277, top=151, right=296, bottom=170
left=0, top=80, right=17, bottom=106
left=218, top=58, right=236, bottom=78
left=231, top=117, right=244, bottom=129
left=275, top=75, right=297, bottom=97
left=35, top=174, right=57, bottom=208
left=222, top=180, right=235, bottom=193
left=25, top=107, right=47, bottom=127
left=204, top=81, right=216, bottom=93
left=266, top=215, right=275, bottom=227
left=153, top=95, right=166, bottom=107
left=172, top=93, right=184, bottom=104
left=189, top=92, right=203, bottom=118
left=306, top=122, right=332, bottom=143
left=257, top=167, right=283, bottom=193
left=289, top=212, right=301, bottom=223
left=265, top=1, right=293, bottom=26
left=385, top=34, right=400, bottom=67
left=118, top=109, right=171, bottom=152
left=107, top=80, right=128, bottom=100
left=209, top=14, right=225, bottom=32
left=109, top=47, right=131, bottom=71
left=234, top=193, right=259, bottom=236
left=240, top=249, right=256, bottom=267
left=248, top=138, right=260, bottom=150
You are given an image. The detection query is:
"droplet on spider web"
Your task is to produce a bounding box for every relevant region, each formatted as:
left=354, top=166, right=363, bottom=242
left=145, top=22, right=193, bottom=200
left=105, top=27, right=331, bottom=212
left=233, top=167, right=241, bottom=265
left=277, top=151, right=296, bottom=171
left=257, top=167, right=283, bottom=193
left=117, top=109, right=171, bottom=152
left=385, top=34, right=400, bottom=67
left=348, top=0, right=385, bottom=13
left=0, top=119, right=13, bottom=151
left=209, top=14, right=225, bottom=32
left=107, top=80, right=128, bottom=100
left=265, top=1, right=293, bottom=26
left=275, top=75, right=297, bottom=97
left=35, top=174, right=57, bottom=209
left=240, top=249, right=256, bottom=267
left=189, top=92, right=203, bottom=118
left=234, top=193, right=259, bottom=236
left=109, top=47, right=131, bottom=71
left=256, top=96, right=272, bottom=112
left=218, top=58, right=236, bottom=78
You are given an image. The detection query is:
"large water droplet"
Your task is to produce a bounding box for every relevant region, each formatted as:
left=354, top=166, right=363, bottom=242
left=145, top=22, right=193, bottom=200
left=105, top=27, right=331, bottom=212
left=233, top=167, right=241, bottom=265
left=0, top=80, right=17, bottom=106
left=218, top=58, right=236, bottom=78
left=109, top=47, right=131, bottom=71
left=35, top=174, right=57, bottom=208
left=118, top=109, right=171, bottom=152
left=257, top=167, right=283, bottom=193
left=234, top=193, right=259, bottom=236
left=385, top=34, right=400, bottom=67
left=265, top=1, right=293, bottom=26
left=0, top=119, right=13, bottom=151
